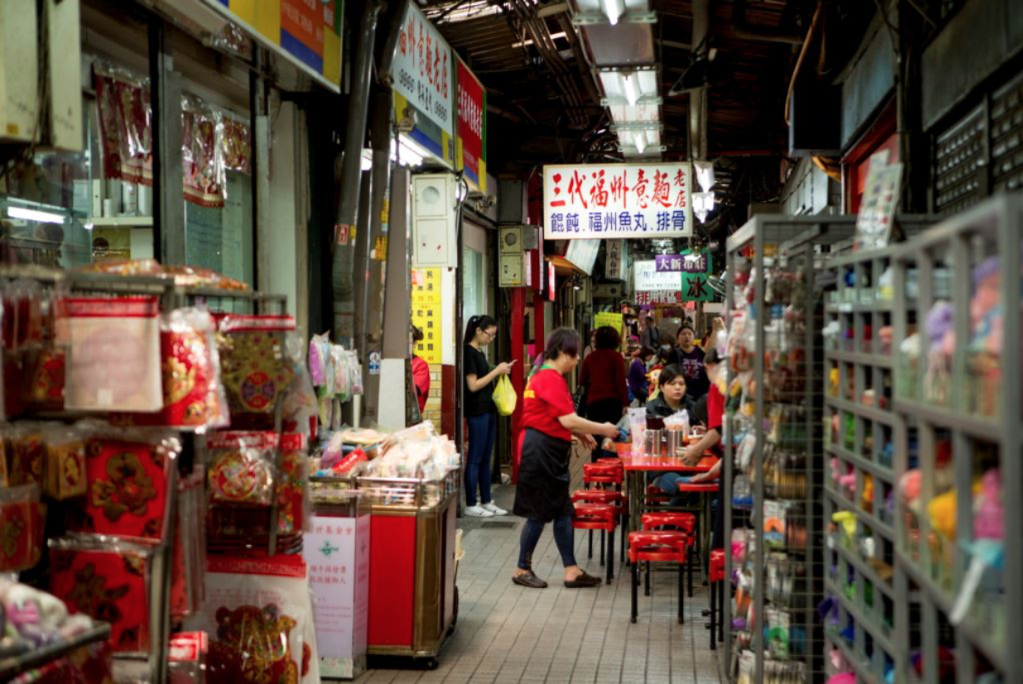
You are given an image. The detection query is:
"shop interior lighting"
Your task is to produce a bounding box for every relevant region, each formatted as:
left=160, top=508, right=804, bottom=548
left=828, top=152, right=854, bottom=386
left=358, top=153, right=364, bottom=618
left=634, top=130, right=647, bottom=154
left=361, top=149, right=373, bottom=171
left=693, top=191, right=715, bottom=223
left=602, top=0, right=626, bottom=25
left=6, top=207, right=66, bottom=224
left=622, top=72, right=640, bottom=106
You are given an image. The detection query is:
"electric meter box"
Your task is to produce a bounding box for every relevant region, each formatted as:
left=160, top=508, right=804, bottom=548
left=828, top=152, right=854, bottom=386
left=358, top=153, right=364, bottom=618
left=0, top=0, right=39, bottom=143
left=412, top=173, right=458, bottom=268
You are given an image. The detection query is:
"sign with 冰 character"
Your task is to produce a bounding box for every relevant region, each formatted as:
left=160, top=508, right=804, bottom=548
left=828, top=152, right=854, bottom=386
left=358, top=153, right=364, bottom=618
left=411, top=268, right=443, bottom=364
left=456, top=58, right=486, bottom=193
left=679, top=249, right=714, bottom=302
left=543, top=163, right=693, bottom=240
left=393, top=3, right=455, bottom=164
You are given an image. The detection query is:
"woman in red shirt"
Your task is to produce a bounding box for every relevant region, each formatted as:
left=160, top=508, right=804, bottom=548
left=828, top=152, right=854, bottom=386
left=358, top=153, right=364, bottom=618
left=410, top=326, right=430, bottom=415
left=512, top=328, right=619, bottom=589
left=579, top=326, right=628, bottom=462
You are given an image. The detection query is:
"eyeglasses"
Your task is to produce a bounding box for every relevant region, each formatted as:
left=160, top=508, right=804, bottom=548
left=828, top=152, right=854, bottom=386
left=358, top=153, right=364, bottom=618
left=482, top=330, right=496, bottom=339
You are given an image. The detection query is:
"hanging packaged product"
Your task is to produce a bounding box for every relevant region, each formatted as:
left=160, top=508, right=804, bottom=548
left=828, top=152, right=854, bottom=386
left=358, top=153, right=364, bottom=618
left=215, top=315, right=297, bottom=429
left=42, top=425, right=88, bottom=500
left=1, top=279, right=49, bottom=420
left=169, top=631, right=209, bottom=684
left=58, top=297, right=163, bottom=412
left=114, top=307, right=230, bottom=430
left=277, top=433, right=310, bottom=536
left=206, top=431, right=277, bottom=507
left=48, top=536, right=156, bottom=653
left=171, top=465, right=207, bottom=621
left=185, top=555, right=319, bottom=684
left=0, top=485, right=45, bottom=572
left=73, top=428, right=180, bottom=542
left=5, top=423, right=45, bottom=487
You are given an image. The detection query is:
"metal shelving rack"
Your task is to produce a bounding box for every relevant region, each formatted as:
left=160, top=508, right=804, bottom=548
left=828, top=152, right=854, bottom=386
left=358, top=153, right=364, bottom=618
left=723, top=216, right=856, bottom=684
left=890, top=195, right=1022, bottom=684
left=820, top=245, right=911, bottom=683
left=0, top=264, right=288, bottom=683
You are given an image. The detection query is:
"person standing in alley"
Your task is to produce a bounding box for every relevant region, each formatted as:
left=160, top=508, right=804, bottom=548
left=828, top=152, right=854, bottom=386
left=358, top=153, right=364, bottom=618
left=628, top=345, right=655, bottom=406
left=579, top=326, right=628, bottom=460
left=411, top=325, right=430, bottom=417
left=639, top=311, right=660, bottom=350
left=669, top=323, right=709, bottom=402
left=512, top=328, right=619, bottom=589
left=463, top=315, right=514, bottom=517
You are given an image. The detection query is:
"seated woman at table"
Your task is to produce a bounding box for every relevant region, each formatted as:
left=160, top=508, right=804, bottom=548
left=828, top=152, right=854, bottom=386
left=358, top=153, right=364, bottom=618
left=645, top=365, right=695, bottom=421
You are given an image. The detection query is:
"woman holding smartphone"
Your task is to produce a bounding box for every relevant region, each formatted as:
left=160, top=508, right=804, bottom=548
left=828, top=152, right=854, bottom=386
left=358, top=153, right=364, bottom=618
left=463, top=315, right=515, bottom=518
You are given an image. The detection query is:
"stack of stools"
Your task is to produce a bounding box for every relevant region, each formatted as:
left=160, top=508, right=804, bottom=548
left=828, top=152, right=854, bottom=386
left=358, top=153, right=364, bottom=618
left=627, top=531, right=689, bottom=624
left=640, top=512, right=697, bottom=599
left=571, top=503, right=617, bottom=583
left=581, top=461, right=626, bottom=563
left=572, top=489, right=625, bottom=566
left=707, top=549, right=725, bottom=649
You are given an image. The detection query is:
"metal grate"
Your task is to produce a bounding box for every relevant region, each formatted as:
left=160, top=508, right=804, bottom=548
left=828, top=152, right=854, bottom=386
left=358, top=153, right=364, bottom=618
left=933, top=104, right=986, bottom=215
left=990, top=71, right=1023, bottom=193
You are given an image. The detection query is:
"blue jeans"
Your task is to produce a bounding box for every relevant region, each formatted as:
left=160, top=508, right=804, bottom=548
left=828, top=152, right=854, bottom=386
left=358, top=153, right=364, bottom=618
left=465, top=412, right=496, bottom=506
left=656, top=472, right=688, bottom=507
left=518, top=515, right=577, bottom=571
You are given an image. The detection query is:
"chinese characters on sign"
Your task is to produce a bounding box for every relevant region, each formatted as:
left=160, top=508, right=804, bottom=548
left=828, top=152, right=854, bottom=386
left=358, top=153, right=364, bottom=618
left=594, top=312, right=623, bottom=334
left=456, top=59, right=486, bottom=192
left=679, top=249, right=713, bottom=303
left=543, top=163, right=693, bottom=240
left=635, top=290, right=683, bottom=305
left=634, top=259, right=682, bottom=292
left=412, top=268, right=443, bottom=364
left=604, top=240, right=624, bottom=280
left=655, top=253, right=708, bottom=273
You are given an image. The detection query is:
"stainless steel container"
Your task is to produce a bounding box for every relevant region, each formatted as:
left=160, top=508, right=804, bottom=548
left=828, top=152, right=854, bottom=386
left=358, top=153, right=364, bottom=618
left=666, top=430, right=682, bottom=457
left=644, top=429, right=663, bottom=456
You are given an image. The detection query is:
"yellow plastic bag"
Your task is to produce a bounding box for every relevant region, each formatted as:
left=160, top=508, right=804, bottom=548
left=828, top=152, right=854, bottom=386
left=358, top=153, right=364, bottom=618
left=493, top=376, right=517, bottom=416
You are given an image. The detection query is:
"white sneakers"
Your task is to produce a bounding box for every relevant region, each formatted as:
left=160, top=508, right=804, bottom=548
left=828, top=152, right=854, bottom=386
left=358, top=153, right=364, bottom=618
left=465, top=503, right=509, bottom=517
left=482, top=502, right=508, bottom=516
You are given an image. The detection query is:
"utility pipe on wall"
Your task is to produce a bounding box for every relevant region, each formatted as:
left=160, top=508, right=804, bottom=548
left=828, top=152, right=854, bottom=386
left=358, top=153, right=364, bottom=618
left=333, top=1, right=383, bottom=345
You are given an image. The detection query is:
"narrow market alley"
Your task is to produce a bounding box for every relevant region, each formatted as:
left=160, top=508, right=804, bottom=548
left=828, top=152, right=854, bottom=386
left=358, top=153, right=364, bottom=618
left=356, top=460, right=722, bottom=684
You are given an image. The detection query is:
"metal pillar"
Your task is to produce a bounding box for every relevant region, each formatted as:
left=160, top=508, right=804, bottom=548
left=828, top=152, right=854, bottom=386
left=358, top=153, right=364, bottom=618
left=379, top=166, right=412, bottom=429
left=148, top=15, right=183, bottom=265
left=332, top=1, right=383, bottom=345
left=362, top=86, right=394, bottom=424
left=353, top=167, right=373, bottom=353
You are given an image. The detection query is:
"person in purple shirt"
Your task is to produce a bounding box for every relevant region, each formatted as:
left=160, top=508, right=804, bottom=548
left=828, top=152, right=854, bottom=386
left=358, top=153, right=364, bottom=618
left=628, top=346, right=655, bottom=405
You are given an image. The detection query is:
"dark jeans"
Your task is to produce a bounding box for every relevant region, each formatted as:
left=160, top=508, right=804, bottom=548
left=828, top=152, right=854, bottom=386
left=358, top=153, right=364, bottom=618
left=518, top=515, right=577, bottom=571
left=586, top=398, right=623, bottom=462
left=465, top=412, right=496, bottom=506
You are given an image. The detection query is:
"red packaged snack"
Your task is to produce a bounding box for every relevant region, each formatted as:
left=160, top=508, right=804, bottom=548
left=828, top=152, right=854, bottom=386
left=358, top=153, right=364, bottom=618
left=0, top=485, right=44, bottom=572
left=49, top=539, right=153, bottom=653
left=215, top=315, right=296, bottom=429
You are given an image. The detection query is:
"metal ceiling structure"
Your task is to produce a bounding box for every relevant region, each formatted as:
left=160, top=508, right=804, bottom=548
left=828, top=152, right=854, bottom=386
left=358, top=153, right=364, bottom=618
left=418, top=0, right=845, bottom=239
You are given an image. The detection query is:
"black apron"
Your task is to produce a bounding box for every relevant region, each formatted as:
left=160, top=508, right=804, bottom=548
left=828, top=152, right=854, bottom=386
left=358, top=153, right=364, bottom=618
left=513, top=428, right=575, bottom=522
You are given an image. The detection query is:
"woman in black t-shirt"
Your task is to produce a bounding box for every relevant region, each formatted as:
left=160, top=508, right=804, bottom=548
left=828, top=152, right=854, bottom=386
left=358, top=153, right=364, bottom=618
left=463, top=315, right=514, bottom=518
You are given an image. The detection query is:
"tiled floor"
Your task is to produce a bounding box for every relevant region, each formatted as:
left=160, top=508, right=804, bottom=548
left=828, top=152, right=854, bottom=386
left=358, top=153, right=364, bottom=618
left=354, top=460, right=724, bottom=684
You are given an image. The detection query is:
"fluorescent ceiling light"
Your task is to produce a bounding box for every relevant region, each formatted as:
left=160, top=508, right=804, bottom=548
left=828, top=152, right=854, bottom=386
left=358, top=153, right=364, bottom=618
left=634, top=131, right=647, bottom=154
left=361, top=150, right=373, bottom=171
left=602, top=0, right=625, bottom=25
left=621, top=72, right=639, bottom=106
left=511, top=31, right=566, bottom=48
left=695, top=161, right=715, bottom=191
left=6, top=207, right=66, bottom=224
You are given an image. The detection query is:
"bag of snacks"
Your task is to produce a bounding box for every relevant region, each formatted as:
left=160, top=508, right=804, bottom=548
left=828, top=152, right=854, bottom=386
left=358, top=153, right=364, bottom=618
left=216, top=315, right=296, bottom=429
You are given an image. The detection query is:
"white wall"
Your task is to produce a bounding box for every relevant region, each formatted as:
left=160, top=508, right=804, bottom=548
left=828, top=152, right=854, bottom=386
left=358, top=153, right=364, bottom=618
left=267, top=99, right=299, bottom=319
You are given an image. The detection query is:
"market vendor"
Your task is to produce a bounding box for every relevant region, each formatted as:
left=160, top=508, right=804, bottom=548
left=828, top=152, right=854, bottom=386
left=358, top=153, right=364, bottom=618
left=682, top=348, right=724, bottom=465
left=512, top=328, right=619, bottom=590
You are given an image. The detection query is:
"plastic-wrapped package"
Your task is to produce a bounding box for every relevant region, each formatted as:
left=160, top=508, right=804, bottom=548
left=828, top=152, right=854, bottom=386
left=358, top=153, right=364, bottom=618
left=215, top=314, right=296, bottom=429
left=49, top=536, right=156, bottom=653
left=169, top=631, right=208, bottom=684
left=1, top=279, right=48, bottom=420
left=277, top=434, right=310, bottom=535
left=282, top=332, right=317, bottom=436
left=0, top=484, right=45, bottom=572
left=73, top=427, right=180, bottom=542
left=206, top=432, right=277, bottom=507
left=42, top=425, right=87, bottom=500
left=171, top=466, right=207, bottom=621
left=182, top=94, right=226, bottom=208
left=93, top=61, right=152, bottom=184
left=5, top=422, right=46, bottom=486
left=186, top=555, right=319, bottom=684
left=58, top=297, right=163, bottom=412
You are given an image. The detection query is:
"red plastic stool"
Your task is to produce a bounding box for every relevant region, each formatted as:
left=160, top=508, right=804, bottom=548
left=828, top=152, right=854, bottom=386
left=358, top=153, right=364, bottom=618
left=584, top=463, right=624, bottom=488
left=628, top=531, right=689, bottom=624
left=572, top=503, right=617, bottom=584
left=641, top=512, right=697, bottom=598
left=708, top=549, right=726, bottom=649
left=572, top=489, right=626, bottom=565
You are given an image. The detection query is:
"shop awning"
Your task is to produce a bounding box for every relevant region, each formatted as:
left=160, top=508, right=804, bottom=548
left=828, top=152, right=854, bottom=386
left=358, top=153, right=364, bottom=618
left=548, top=255, right=586, bottom=277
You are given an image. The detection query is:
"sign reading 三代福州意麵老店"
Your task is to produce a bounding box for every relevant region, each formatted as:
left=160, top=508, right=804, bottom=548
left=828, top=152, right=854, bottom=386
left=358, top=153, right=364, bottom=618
left=456, top=58, right=486, bottom=193
left=208, top=0, right=343, bottom=89
left=543, top=163, right=693, bottom=240
left=392, top=3, right=455, bottom=165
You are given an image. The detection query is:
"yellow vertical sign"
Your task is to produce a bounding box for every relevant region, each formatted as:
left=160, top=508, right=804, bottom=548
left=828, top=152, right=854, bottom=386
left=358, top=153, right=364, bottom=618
left=412, top=268, right=443, bottom=364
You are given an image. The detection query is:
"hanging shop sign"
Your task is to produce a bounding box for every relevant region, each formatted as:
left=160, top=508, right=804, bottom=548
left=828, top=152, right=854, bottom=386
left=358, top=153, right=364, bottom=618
left=412, top=268, right=443, bottom=364
left=679, top=249, right=714, bottom=303
left=655, top=252, right=708, bottom=273
left=635, top=290, right=683, bottom=305
left=393, top=3, right=455, bottom=165
left=204, top=0, right=343, bottom=90
left=634, top=259, right=681, bottom=292
left=604, top=240, right=623, bottom=281
left=456, top=59, right=486, bottom=193
left=594, top=312, right=623, bottom=332
left=542, top=163, right=693, bottom=240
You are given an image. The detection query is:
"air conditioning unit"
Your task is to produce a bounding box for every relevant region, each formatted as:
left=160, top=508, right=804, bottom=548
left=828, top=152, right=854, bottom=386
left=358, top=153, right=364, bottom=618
left=593, top=283, right=625, bottom=300
left=412, top=173, right=458, bottom=268
left=46, top=0, right=83, bottom=151
left=0, top=0, right=39, bottom=143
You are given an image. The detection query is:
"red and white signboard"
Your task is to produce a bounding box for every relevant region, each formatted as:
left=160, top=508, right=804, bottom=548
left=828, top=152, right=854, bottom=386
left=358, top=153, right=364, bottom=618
left=457, top=58, right=485, bottom=191
left=543, top=163, right=693, bottom=240
left=394, top=3, right=454, bottom=137
left=635, top=290, right=684, bottom=305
